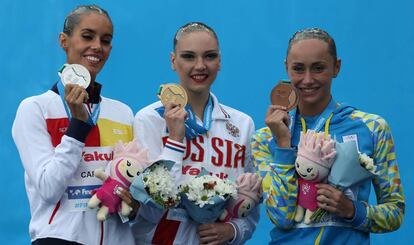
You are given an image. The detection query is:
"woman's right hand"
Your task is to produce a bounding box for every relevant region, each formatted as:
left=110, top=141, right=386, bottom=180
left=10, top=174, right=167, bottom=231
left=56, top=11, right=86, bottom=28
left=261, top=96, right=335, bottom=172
left=265, top=105, right=291, bottom=148
left=64, top=84, right=89, bottom=122
left=164, top=102, right=188, bottom=143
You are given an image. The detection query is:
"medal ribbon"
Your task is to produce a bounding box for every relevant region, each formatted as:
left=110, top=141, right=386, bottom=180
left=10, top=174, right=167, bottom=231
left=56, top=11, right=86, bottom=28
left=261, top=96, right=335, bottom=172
left=184, top=95, right=213, bottom=138
left=300, top=114, right=333, bottom=137
left=288, top=98, right=337, bottom=137
left=155, top=95, right=214, bottom=140
left=57, top=80, right=101, bottom=126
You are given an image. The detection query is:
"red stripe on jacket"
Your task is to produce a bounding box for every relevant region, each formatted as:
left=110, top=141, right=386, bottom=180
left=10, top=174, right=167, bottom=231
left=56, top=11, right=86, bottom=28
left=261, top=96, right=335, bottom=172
left=46, top=118, right=101, bottom=147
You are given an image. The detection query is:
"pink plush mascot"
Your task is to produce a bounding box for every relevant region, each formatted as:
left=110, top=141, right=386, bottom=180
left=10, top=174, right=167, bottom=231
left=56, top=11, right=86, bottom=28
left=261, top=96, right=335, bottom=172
left=294, top=130, right=336, bottom=224
left=88, top=140, right=151, bottom=221
left=219, top=173, right=262, bottom=222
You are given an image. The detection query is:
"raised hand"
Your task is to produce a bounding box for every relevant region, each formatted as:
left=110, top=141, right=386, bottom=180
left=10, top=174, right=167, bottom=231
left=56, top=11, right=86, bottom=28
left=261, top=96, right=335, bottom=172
left=265, top=105, right=291, bottom=148
left=64, top=83, right=89, bottom=122
left=164, top=102, right=188, bottom=142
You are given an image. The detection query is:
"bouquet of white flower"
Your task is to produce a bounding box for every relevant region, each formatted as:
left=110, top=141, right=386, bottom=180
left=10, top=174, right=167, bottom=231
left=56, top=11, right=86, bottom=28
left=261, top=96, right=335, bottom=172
left=310, top=141, right=378, bottom=222
left=130, top=160, right=180, bottom=209
left=179, top=175, right=237, bottom=223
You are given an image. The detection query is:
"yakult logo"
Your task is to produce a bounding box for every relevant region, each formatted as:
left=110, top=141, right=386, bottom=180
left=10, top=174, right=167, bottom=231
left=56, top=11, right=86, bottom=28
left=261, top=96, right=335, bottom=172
left=82, top=151, right=114, bottom=162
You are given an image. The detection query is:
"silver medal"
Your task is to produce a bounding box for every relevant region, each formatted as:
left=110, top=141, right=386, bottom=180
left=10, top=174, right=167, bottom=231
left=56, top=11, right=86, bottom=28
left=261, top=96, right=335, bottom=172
left=59, top=64, right=91, bottom=88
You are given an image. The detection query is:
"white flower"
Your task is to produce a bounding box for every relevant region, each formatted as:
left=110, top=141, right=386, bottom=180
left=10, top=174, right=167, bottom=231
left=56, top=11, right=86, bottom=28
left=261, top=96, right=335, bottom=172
left=142, top=164, right=180, bottom=208
left=359, top=153, right=378, bottom=175
left=179, top=175, right=237, bottom=208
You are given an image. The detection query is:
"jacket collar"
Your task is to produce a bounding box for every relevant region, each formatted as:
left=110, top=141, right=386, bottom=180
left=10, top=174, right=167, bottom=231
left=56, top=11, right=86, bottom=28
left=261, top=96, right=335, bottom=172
left=210, top=93, right=231, bottom=120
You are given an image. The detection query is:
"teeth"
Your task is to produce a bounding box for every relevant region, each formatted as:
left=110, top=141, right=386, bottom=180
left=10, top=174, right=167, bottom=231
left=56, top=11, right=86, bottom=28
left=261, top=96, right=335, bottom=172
left=86, top=56, right=100, bottom=62
left=192, top=75, right=206, bottom=80
left=302, top=88, right=317, bottom=92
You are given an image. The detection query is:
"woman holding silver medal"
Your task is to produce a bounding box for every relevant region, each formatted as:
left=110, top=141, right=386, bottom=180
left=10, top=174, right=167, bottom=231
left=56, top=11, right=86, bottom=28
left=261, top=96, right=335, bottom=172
left=251, top=28, right=405, bottom=244
left=129, top=22, right=259, bottom=244
left=12, top=5, right=136, bottom=245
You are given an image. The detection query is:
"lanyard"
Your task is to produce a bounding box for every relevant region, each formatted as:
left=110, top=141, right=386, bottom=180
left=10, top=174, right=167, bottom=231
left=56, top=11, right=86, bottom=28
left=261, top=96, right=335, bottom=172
left=154, top=95, right=214, bottom=140
left=300, top=114, right=333, bottom=137
left=57, top=80, right=101, bottom=126
left=289, top=99, right=337, bottom=137
left=184, top=95, right=213, bottom=139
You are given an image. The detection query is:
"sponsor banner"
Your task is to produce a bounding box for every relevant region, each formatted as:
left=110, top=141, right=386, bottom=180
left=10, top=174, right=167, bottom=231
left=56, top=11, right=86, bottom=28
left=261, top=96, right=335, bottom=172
left=67, top=185, right=101, bottom=200
left=63, top=146, right=113, bottom=212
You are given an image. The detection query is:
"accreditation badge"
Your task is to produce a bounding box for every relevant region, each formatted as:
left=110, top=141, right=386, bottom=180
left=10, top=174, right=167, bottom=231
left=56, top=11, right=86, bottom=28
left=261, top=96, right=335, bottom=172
left=270, top=80, right=298, bottom=111
left=60, top=146, right=113, bottom=212
left=58, top=64, right=91, bottom=88
left=157, top=83, right=188, bottom=108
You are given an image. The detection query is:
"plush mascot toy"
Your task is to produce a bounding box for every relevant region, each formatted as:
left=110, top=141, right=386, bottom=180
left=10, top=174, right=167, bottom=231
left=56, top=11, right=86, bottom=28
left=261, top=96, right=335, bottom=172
left=88, top=141, right=151, bottom=221
left=219, top=173, right=262, bottom=222
left=294, top=130, right=336, bottom=224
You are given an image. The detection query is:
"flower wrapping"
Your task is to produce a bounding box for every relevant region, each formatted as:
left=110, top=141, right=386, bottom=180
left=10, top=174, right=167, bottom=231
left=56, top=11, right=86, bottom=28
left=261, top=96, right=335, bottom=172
left=310, top=141, right=378, bottom=222
left=179, top=175, right=237, bottom=224
left=326, top=141, right=375, bottom=188
left=130, top=160, right=180, bottom=210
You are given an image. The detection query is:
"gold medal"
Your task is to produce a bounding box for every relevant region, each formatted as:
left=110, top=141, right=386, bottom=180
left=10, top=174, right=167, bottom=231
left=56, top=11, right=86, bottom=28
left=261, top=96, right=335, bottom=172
left=270, top=80, right=298, bottom=111
left=157, top=83, right=188, bottom=108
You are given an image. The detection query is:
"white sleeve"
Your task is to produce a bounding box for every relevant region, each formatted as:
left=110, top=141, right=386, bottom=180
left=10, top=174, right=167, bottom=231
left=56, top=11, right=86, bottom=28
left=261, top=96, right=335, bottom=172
left=244, top=117, right=256, bottom=173
left=227, top=205, right=260, bottom=244
left=228, top=116, right=259, bottom=244
left=162, top=138, right=186, bottom=185
left=12, top=98, right=90, bottom=204
left=133, top=111, right=164, bottom=160
left=133, top=109, right=186, bottom=222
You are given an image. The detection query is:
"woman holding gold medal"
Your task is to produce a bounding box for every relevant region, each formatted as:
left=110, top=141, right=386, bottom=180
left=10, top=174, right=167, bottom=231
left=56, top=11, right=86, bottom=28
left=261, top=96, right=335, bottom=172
left=12, top=5, right=136, bottom=245
left=131, top=22, right=259, bottom=244
left=251, top=28, right=405, bottom=244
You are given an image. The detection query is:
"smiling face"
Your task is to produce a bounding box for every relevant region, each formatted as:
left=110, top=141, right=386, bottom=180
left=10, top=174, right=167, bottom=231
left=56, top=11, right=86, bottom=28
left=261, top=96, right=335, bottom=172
left=295, top=156, right=329, bottom=182
left=286, top=39, right=341, bottom=116
left=114, top=157, right=143, bottom=184
left=171, top=31, right=221, bottom=98
left=59, top=12, right=113, bottom=82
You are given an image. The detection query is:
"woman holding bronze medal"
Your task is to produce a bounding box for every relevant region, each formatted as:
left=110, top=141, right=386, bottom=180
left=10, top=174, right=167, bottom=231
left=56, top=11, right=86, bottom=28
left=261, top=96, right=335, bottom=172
left=252, top=28, right=405, bottom=244
left=131, top=22, right=259, bottom=244
left=12, top=5, right=136, bottom=245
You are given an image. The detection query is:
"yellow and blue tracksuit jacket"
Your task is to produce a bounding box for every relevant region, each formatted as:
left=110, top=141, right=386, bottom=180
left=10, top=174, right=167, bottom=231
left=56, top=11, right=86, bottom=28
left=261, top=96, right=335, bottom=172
left=252, top=102, right=404, bottom=245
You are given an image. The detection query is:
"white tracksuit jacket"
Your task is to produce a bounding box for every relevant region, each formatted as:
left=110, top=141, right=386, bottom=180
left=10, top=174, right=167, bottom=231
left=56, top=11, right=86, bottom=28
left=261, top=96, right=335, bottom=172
left=131, top=93, right=259, bottom=245
left=12, top=83, right=135, bottom=245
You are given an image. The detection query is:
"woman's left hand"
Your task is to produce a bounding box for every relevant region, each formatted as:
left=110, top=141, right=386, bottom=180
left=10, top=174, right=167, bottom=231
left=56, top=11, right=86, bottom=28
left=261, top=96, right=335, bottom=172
left=316, top=183, right=355, bottom=219
left=198, top=223, right=235, bottom=245
left=116, top=186, right=140, bottom=219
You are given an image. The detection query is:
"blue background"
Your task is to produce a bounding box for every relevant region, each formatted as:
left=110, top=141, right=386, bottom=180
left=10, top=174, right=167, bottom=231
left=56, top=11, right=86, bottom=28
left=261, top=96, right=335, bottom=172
left=1, top=0, right=412, bottom=244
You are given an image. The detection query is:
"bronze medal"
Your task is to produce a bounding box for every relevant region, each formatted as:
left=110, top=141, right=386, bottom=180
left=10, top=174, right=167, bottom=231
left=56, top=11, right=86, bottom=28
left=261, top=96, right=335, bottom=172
left=157, top=83, right=188, bottom=108
left=270, top=80, right=298, bottom=111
